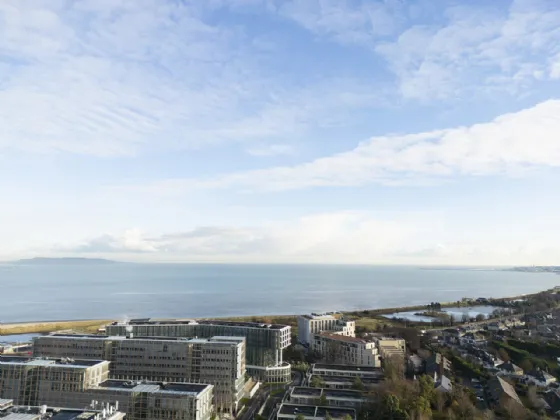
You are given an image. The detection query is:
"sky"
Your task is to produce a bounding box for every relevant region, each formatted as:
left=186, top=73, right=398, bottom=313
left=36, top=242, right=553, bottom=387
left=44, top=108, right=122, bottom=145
left=1, top=0, right=560, bottom=265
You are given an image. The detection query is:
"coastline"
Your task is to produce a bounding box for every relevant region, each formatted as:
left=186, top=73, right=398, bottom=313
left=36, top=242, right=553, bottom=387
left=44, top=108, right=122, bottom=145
left=0, top=289, right=545, bottom=336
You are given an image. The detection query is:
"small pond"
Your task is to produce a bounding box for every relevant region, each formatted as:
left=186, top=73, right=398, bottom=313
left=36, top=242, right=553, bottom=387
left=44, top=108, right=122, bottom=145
left=382, top=305, right=504, bottom=323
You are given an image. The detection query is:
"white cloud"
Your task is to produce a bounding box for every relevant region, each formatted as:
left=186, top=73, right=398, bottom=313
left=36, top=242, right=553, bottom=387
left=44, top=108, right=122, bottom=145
left=52, top=211, right=433, bottom=263
left=126, top=99, right=560, bottom=193
left=375, top=0, right=560, bottom=99
left=70, top=229, right=159, bottom=253
left=39, top=211, right=560, bottom=265
left=277, top=0, right=402, bottom=44
left=0, top=1, right=381, bottom=157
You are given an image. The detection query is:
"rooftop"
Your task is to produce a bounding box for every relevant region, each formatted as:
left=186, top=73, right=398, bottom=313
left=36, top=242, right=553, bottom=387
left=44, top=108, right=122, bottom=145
left=301, top=314, right=337, bottom=321
left=0, top=404, right=122, bottom=420
left=316, top=333, right=368, bottom=344
left=96, top=380, right=211, bottom=395
left=0, top=356, right=106, bottom=369
left=312, top=375, right=383, bottom=384
left=112, top=318, right=289, bottom=330
left=313, top=363, right=382, bottom=373
left=279, top=404, right=355, bottom=419
left=44, top=334, right=245, bottom=344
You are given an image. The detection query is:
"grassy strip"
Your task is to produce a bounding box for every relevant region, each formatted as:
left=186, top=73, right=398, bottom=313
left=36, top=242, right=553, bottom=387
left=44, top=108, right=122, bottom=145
left=0, top=320, right=112, bottom=335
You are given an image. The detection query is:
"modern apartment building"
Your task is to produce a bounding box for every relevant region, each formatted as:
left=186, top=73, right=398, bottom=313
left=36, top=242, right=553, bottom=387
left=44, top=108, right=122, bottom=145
left=105, top=318, right=292, bottom=382
left=0, top=356, right=213, bottom=420
left=298, top=314, right=355, bottom=345
left=372, top=337, right=406, bottom=359
left=0, top=399, right=125, bottom=420
left=311, top=334, right=380, bottom=367
left=33, top=334, right=245, bottom=413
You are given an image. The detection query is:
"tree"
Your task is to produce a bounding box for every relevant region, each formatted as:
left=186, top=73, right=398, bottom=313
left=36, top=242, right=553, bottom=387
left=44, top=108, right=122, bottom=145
left=295, top=414, right=305, bottom=420
left=461, top=314, right=469, bottom=323
left=318, top=393, right=328, bottom=406
left=353, top=376, right=365, bottom=391
left=449, top=314, right=456, bottom=326
left=498, top=348, right=510, bottom=362
left=383, top=355, right=405, bottom=381
left=475, top=314, right=486, bottom=322
left=325, top=412, right=333, bottom=420
left=519, top=359, right=533, bottom=373
left=311, top=375, right=325, bottom=388
left=343, top=415, right=352, bottom=420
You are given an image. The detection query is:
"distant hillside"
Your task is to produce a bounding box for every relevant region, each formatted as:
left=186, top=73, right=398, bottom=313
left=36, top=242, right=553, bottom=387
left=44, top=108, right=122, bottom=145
left=13, top=257, right=119, bottom=265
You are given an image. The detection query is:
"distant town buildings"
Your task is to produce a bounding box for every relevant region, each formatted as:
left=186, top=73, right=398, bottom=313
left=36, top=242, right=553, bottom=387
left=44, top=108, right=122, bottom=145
left=297, top=314, right=355, bottom=345
left=105, top=318, right=291, bottom=382
left=33, top=334, right=245, bottom=413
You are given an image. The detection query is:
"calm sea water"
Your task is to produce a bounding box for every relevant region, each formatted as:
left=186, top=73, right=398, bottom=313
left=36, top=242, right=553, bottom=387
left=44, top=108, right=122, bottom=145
left=0, top=264, right=558, bottom=323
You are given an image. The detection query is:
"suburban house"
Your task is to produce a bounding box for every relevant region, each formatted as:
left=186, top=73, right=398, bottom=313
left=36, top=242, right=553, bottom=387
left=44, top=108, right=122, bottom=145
left=526, top=369, right=557, bottom=387
left=425, top=353, right=452, bottom=377
left=497, top=361, right=524, bottom=377
left=487, top=376, right=524, bottom=408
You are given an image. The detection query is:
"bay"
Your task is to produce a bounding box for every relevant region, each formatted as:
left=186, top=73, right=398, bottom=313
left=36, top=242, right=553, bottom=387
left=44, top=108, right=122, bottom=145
left=0, top=264, right=557, bottom=323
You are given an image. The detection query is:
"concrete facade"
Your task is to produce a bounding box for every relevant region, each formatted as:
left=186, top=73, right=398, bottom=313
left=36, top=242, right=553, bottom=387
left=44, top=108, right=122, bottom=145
left=33, top=334, right=245, bottom=413
left=105, top=319, right=292, bottom=382
left=311, top=334, right=380, bottom=367
left=297, top=315, right=355, bottom=345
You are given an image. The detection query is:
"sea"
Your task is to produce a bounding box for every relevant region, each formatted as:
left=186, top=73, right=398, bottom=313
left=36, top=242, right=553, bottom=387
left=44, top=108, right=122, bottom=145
left=0, top=264, right=558, bottom=323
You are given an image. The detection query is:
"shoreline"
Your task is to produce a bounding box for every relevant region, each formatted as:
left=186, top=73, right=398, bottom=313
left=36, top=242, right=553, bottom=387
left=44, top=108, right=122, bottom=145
left=0, top=289, right=549, bottom=336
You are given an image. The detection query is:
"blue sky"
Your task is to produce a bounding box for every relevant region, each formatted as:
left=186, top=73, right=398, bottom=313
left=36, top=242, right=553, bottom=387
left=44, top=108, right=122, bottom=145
left=1, top=0, right=560, bottom=264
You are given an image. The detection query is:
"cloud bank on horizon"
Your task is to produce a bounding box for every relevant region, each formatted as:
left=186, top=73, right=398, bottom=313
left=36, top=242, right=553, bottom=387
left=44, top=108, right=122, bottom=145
left=1, top=0, right=560, bottom=265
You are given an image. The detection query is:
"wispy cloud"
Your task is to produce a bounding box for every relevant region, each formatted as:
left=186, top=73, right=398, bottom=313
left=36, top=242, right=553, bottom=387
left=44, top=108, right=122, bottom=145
left=123, top=99, right=560, bottom=193
left=376, top=0, right=560, bottom=100
left=0, top=1, right=381, bottom=157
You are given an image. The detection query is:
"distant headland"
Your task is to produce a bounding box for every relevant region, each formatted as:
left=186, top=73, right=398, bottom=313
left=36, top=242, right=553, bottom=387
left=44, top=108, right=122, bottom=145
left=12, top=257, right=119, bottom=265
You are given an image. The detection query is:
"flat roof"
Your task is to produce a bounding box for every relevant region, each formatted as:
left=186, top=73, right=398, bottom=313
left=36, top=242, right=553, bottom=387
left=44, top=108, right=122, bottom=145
left=312, top=375, right=383, bottom=384
left=313, top=364, right=381, bottom=373
left=113, top=318, right=289, bottom=330
left=279, top=404, right=355, bottom=419
left=317, top=333, right=367, bottom=344
left=44, top=334, right=244, bottom=344
left=97, top=380, right=210, bottom=395
left=0, top=356, right=106, bottom=369
left=292, top=387, right=321, bottom=397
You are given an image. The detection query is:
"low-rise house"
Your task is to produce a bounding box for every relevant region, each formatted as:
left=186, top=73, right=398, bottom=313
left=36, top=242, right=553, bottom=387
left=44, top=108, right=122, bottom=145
left=544, top=390, right=560, bottom=417
left=425, top=353, right=452, bottom=377
left=407, top=354, right=423, bottom=374
left=487, top=322, right=507, bottom=332
left=487, top=376, right=524, bottom=408
left=497, top=361, right=524, bottom=377
left=526, top=369, right=557, bottom=387
left=434, top=375, right=453, bottom=393
left=277, top=404, right=356, bottom=420
left=460, top=332, right=487, bottom=347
